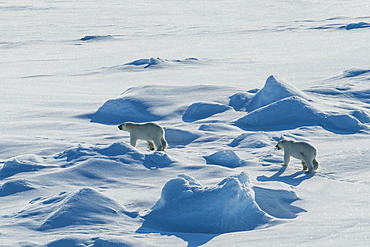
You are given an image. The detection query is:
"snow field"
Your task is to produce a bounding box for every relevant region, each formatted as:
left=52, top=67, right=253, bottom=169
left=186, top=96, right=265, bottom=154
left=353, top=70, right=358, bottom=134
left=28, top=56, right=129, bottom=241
left=2, top=0, right=370, bottom=246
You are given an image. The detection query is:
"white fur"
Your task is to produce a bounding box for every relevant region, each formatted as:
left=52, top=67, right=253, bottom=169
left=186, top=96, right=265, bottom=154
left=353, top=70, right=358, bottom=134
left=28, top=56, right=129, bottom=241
left=118, top=122, right=167, bottom=151
left=276, top=139, right=319, bottom=174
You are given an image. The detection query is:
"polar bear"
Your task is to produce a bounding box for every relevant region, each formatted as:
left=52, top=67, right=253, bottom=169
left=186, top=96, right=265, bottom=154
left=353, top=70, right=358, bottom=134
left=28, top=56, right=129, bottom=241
left=276, top=139, right=319, bottom=174
left=118, top=122, right=168, bottom=151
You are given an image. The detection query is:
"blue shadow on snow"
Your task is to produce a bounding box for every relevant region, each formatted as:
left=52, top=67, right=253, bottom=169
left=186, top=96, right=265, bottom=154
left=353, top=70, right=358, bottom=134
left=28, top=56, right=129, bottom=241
left=257, top=166, right=314, bottom=186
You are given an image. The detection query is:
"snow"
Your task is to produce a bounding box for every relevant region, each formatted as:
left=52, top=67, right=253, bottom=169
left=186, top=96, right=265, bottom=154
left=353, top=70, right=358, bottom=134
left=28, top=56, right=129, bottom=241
left=139, top=172, right=274, bottom=234
left=16, top=187, right=137, bottom=231
left=2, top=0, right=370, bottom=246
left=182, top=102, right=232, bottom=122
left=204, top=150, right=247, bottom=168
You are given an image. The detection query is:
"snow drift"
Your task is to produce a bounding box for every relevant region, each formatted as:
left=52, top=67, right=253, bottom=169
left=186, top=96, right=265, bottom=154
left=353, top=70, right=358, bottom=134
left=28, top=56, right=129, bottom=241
left=90, top=77, right=366, bottom=133
left=339, top=22, right=370, bottom=30
left=204, top=150, right=247, bottom=168
left=246, top=75, right=309, bottom=112
left=123, top=57, right=199, bottom=69
left=182, top=102, right=231, bottom=122
left=89, top=85, right=243, bottom=124
left=235, top=75, right=366, bottom=133
left=15, top=188, right=137, bottom=231
left=0, top=157, right=48, bottom=178
left=0, top=179, right=34, bottom=196
left=138, top=172, right=274, bottom=234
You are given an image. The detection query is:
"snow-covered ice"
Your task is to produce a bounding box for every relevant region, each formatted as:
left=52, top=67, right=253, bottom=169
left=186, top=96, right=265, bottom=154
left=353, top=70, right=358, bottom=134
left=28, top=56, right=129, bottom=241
left=2, top=0, right=370, bottom=246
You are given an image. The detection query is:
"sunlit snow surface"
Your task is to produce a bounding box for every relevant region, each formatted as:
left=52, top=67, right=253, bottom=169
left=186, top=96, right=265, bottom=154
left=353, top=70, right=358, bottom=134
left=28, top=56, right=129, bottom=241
left=2, top=0, right=370, bottom=246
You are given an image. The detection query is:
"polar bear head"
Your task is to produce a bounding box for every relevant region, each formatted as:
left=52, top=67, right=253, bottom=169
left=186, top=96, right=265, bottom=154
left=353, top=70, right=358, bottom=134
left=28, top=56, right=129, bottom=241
left=275, top=139, right=287, bottom=150
left=118, top=122, right=132, bottom=132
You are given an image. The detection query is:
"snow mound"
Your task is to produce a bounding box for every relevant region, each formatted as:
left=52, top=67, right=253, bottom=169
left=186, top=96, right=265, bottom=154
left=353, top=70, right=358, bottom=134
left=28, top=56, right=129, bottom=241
left=0, top=157, right=47, bottom=178
left=79, top=35, right=113, bottom=41
left=204, top=150, right=247, bottom=168
left=235, top=96, right=365, bottom=133
left=90, top=236, right=154, bottom=247
left=339, top=22, right=370, bottom=30
left=236, top=96, right=320, bottom=131
left=124, top=57, right=199, bottom=68
left=45, top=238, right=86, bottom=247
left=0, top=179, right=34, bottom=196
left=247, top=75, right=308, bottom=111
left=125, top=57, right=165, bottom=68
left=139, top=172, right=273, bottom=234
left=90, top=98, right=161, bottom=124
left=55, top=145, right=96, bottom=161
left=342, top=68, right=370, bottom=77
left=144, top=152, right=174, bottom=169
left=198, top=123, right=241, bottom=132
left=229, top=133, right=272, bottom=148
left=55, top=142, right=143, bottom=162
left=164, top=128, right=200, bottom=147
left=182, top=102, right=231, bottom=122
left=89, top=85, right=244, bottom=124
left=351, top=110, right=370, bottom=123
left=97, top=142, right=140, bottom=157
left=229, top=92, right=254, bottom=111
left=321, top=113, right=364, bottom=133
left=16, top=188, right=137, bottom=231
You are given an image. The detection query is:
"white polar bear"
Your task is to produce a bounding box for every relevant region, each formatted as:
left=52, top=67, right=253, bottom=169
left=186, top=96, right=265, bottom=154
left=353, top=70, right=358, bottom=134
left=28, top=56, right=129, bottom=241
left=276, top=139, right=319, bottom=174
left=118, top=122, right=168, bottom=151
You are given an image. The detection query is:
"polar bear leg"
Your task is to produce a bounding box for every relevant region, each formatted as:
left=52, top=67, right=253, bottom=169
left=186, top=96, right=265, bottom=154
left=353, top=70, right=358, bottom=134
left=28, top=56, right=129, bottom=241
left=313, top=158, right=319, bottom=170
left=154, top=139, right=164, bottom=151
left=283, top=153, right=290, bottom=166
left=147, top=141, right=155, bottom=151
left=303, top=158, right=314, bottom=174
left=130, top=136, right=138, bottom=147
left=301, top=160, right=308, bottom=170
left=161, top=137, right=167, bottom=150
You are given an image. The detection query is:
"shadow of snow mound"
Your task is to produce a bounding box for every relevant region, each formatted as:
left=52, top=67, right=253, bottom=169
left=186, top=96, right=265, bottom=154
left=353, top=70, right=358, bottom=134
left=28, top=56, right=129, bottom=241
left=235, top=95, right=365, bottom=133
left=182, top=102, right=232, bottom=122
left=144, top=152, right=174, bottom=169
left=0, top=157, right=48, bottom=178
left=254, top=186, right=306, bottom=219
left=0, top=179, right=34, bottom=196
left=15, top=188, right=137, bottom=231
left=204, top=150, right=247, bottom=168
left=247, top=75, right=309, bottom=112
left=55, top=142, right=143, bottom=162
left=138, top=172, right=274, bottom=234
left=339, top=22, right=370, bottom=30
